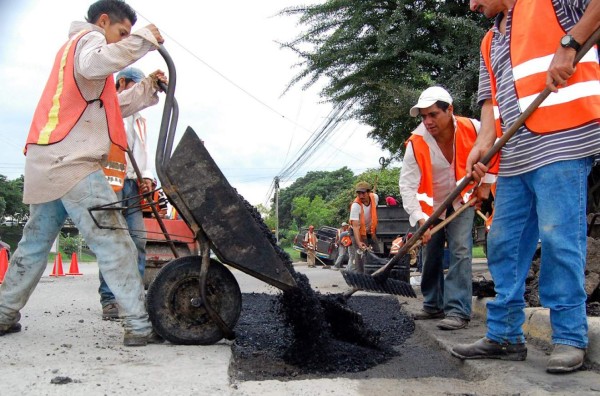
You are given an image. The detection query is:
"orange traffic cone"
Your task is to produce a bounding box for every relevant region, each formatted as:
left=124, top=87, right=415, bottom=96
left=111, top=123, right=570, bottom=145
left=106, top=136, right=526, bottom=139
left=0, top=248, right=8, bottom=284
left=50, top=253, right=65, bottom=277
left=67, top=252, right=82, bottom=276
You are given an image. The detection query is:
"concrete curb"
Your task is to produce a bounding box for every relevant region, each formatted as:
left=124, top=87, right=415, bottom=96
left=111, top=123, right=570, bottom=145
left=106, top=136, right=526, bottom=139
left=472, top=297, right=600, bottom=365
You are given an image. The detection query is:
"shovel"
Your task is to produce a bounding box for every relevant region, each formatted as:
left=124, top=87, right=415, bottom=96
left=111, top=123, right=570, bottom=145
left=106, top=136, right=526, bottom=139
left=343, top=27, right=600, bottom=295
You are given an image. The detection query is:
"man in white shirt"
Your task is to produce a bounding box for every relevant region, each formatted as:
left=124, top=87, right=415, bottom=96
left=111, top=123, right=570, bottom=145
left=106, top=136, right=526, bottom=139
left=99, top=67, right=165, bottom=320
left=349, top=181, right=379, bottom=274
left=399, top=86, right=494, bottom=331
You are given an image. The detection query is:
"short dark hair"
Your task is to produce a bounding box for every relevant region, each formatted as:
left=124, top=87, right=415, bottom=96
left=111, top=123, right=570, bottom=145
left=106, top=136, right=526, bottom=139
left=86, top=0, right=137, bottom=25
left=115, top=78, right=134, bottom=90
left=435, top=101, right=450, bottom=112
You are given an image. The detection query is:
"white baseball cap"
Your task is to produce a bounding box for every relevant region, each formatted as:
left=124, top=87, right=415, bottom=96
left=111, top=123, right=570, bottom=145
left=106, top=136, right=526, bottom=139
left=409, top=86, right=453, bottom=117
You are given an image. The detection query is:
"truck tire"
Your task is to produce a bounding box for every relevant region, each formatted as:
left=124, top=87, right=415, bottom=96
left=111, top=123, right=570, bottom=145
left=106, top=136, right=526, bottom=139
left=146, top=255, right=242, bottom=345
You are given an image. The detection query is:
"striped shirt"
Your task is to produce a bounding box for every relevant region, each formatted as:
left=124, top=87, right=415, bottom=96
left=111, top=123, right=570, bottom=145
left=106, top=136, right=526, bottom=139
left=478, top=0, right=600, bottom=176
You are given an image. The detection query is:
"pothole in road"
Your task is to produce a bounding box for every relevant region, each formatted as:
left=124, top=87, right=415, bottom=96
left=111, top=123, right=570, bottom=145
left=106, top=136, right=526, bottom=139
left=229, top=293, right=474, bottom=382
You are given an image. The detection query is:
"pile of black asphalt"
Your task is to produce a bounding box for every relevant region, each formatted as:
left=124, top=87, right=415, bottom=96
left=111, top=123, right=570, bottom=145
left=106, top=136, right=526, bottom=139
left=230, top=198, right=416, bottom=380
left=229, top=292, right=415, bottom=381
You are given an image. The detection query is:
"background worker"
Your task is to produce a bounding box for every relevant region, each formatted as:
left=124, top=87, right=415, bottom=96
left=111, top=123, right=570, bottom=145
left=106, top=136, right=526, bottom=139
left=0, top=0, right=164, bottom=346
left=142, top=179, right=169, bottom=218
left=303, top=225, right=317, bottom=268
left=349, top=181, right=379, bottom=274
left=399, top=86, right=496, bottom=331
left=99, top=67, right=166, bottom=320
left=333, top=222, right=353, bottom=270
left=452, top=0, right=600, bottom=373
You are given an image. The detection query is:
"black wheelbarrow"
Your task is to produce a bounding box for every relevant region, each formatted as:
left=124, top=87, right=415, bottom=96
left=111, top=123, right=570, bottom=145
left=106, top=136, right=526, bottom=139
left=146, top=46, right=297, bottom=345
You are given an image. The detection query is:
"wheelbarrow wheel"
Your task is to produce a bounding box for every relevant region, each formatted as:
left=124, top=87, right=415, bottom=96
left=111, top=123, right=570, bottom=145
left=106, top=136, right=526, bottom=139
left=146, top=255, right=242, bottom=345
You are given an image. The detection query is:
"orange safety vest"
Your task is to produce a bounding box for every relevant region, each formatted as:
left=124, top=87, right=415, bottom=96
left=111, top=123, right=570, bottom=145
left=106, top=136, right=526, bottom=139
left=338, top=228, right=352, bottom=247
left=104, top=144, right=127, bottom=191
left=25, top=29, right=128, bottom=154
left=481, top=0, right=600, bottom=135
left=352, top=193, right=378, bottom=238
left=304, top=231, right=317, bottom=249
left=406, top=117, right=479, bottom=216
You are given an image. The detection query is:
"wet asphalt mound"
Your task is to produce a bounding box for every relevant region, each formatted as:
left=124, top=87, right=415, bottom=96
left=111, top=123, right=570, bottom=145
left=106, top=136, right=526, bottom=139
left=229, top=293, right=413, bottom=380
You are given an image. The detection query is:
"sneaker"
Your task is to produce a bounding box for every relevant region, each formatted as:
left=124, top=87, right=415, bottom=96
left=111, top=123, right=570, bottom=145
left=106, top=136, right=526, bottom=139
left=102, top=303, right=119, bottom=321
left=123, top=331, right=165, bottom=347
left=412, top=309, right=445, bottom=320
left=0, top=322, right=21, bottom=336
left=437, top=316, right=469, bottom=330
left=546, top=344, right=586, bottom=373
left=451, top=337, right=527, bottom=361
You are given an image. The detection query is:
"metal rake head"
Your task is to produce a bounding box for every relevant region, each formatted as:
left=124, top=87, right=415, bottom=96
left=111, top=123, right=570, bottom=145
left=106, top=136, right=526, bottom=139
left=342, top=271, right=417, bottom=298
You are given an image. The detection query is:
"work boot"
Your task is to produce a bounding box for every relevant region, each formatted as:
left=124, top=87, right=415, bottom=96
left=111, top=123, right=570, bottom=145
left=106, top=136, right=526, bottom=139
left=437, top=316, right=469, bottom=330
left=123, top=331, right=165, bottom=347
left=102, top=303, right=119, bottom=321
left=546, top=344, right=586, bottom=373
left=451, top=337, right=527, bottom=361
left=0, top=322, right=22, bottom=336
left=412, top=309, right=445, bottom=320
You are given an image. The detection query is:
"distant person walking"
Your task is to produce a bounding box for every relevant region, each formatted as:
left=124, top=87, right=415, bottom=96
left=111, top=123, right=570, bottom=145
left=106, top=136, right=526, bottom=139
left=333, top=222, right=353, bottom=270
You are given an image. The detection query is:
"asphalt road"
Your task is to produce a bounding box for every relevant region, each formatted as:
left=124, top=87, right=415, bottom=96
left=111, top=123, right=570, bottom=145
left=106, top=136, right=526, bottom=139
left=0, top=260, right=599, bottom=395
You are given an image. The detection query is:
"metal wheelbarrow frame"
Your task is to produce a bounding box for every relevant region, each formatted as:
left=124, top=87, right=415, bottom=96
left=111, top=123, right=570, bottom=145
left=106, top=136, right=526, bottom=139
left=146, top=46, right=297, bottom=345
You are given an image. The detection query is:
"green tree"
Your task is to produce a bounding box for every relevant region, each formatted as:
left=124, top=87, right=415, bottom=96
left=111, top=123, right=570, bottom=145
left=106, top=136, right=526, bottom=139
left=278, top=167, right=355, bottom=229
left=328, top=166, right=401, bottom=225
left=0, top=175, right=28, bottom=220
left=256, top=203, right=277, bottom=230
left=291, top=195, right=335, bottom=227
left=280, top=0, right=490, bottom=156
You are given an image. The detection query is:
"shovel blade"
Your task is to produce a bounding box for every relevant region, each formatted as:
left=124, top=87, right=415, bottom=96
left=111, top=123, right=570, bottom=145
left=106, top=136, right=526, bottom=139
left=342, top=271, right=417, bottom=298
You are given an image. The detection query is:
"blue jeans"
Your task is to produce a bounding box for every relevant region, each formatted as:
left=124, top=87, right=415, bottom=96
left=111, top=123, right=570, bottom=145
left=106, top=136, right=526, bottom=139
left=421, top=204, right=474, bottom=319
left=0, top=171, right=151, bottom=336
left=99, top=179, right=147, bottom=306
left=334, top=244, right=355, bottom=269
left=486, top=158, right=591, bottom=348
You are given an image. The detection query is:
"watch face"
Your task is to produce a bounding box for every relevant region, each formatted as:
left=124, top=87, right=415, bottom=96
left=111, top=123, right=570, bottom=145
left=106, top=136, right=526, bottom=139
left=561, top=35, right=571, bottom=46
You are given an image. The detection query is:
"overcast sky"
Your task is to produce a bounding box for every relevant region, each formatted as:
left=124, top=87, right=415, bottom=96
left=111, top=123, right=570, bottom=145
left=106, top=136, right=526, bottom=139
left=0, top=1, right=391, bottom=205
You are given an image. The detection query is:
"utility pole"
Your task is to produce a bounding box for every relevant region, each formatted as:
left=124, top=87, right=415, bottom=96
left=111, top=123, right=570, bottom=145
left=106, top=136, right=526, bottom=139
left=274, top=176, right=280, bottom=245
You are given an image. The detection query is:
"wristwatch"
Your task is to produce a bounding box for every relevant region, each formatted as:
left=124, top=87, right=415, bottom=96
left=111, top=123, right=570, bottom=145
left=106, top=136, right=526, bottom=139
left=560, top=34, right=581, bottom=51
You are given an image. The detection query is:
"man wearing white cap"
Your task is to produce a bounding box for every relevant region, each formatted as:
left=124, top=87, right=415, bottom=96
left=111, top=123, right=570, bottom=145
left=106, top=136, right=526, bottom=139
left=99, top=67, right=166, bottom=320
left=399, top=86, right=495, bottom=330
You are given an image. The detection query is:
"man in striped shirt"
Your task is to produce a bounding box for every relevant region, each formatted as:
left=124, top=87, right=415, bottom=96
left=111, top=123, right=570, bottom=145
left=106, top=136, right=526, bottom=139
left=451, top=0, right=600, bottom=373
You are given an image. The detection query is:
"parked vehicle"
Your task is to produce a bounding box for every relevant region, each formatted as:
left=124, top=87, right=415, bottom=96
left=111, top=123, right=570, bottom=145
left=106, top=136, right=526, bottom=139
left=292, top=226, right=339, bottom=264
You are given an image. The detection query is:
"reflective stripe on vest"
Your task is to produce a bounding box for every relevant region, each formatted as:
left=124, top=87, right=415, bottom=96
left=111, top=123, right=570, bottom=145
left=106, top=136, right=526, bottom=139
left=104, top=143, right=126, bottom=192
left=353, top=193, right=378, bottom=237
left=482, top=0, right=600, bottom=134
left=390, top=237, right=403, bottom=255
left=406, top=117, right=479, bottom=215
left=26, top=30, right=128, bottom=152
